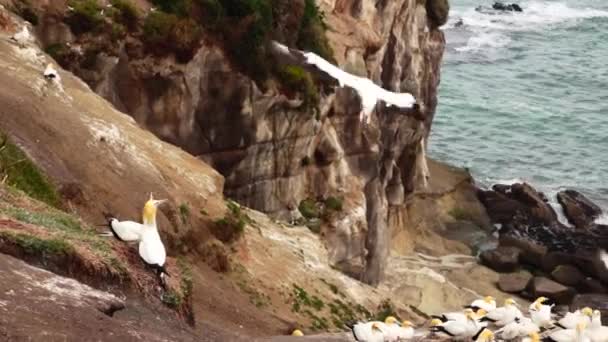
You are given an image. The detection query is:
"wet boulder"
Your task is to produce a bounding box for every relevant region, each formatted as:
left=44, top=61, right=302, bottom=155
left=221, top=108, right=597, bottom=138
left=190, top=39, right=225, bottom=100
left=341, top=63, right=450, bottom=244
left=500, top=235, right=547, bottom=268
left=551, top=265, right=585, bottom=287
left=528, top=277, right=576, bottom=304
left=557, top=190, right=602, bottom=229
left=498, top=271, right=532, bottom=293
left=577, top=277, right=608, bottom=294
left=480, top=246, right=521, bottom=272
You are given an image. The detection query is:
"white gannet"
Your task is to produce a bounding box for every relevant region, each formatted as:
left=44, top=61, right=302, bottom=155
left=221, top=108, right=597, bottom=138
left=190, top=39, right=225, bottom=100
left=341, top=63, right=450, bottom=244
left=352, top=321, right=385, bottom=342
left=529, top=297, right=554, bottom=329
left=43, top=63, right=61, bottom=83
left=522, top=331, right=541, bottom=342
left=271, top=41, right=417, bottom=124
left=98, top=216, right=144, bottom=242
left=381, top=316, right=414, bottom=341
left=557, top=308, right=593, bottom=329
left=11, top=26, right=33, bottom=47
left=586, top=310, right=608, bottom=342
left=138, top=193, right=169, bottom=282
left=291, top=329, right=304, bottom=336
left=481, top=298, right=522, bottom=326
left=430, top=312, right=482, bottom=339
left=547, top=322, right=590, bottom=342
left=467, top=296, right=497, bottom=312
left=496, top=316, right=539, bottom=339
left=433, top=308, right=487, bottom=323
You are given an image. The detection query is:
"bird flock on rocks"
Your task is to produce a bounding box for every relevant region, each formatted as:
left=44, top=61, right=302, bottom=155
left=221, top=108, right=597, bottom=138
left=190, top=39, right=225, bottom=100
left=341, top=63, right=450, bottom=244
left=98, top=193, right=170, bottom=287
left=290, top=296, right=608, bottom=341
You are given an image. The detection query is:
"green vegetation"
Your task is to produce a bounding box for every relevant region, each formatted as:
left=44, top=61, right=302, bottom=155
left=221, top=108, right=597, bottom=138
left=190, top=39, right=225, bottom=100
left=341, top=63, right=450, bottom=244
left=324, top=196, right=343, bottom=212
left=0, top=231, right=74, bottom=256
left=297, top=0, right=334, bottom=62
left=150, top=0, right=192, bottom=17
left=179, top=203, right=190, bottom=224
left=298, top=198, right=319, bottom=220
left=110, top=0, right=139, bottom=30
left=213, top=200, right=250, bottom=242
left=277, top=65, right=319, bottom=114
left=161, top=257, right=193, bottom=309
left=143, top=12, right=201, bottom=63
left=161, top=290, right=182, bottom=308
left=292, top=284, right=325, bottom=312
left=65, top=0, right=104, bottom=34
left=371, top=299, right=401, bottom=322
left=0, top=134, right=60, bottom=207
left=448, top=207, right=473, bottom=221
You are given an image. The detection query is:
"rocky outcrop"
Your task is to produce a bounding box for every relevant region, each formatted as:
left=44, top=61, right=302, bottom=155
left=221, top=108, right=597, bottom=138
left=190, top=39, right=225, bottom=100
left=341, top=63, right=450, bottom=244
left=557, top=190, right=603, bottom=229
left=26, top=0, right=447, bottom=285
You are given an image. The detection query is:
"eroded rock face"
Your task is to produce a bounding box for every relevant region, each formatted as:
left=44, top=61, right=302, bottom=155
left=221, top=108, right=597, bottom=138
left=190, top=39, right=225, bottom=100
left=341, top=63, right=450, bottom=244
left=38, top=1, right=446, bottom=285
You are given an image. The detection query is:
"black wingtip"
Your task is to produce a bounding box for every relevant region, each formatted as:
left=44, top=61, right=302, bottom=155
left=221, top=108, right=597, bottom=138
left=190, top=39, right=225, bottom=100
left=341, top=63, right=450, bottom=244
left=479, top=316, right=496, bottom=323
left=555, top=322, right=566, bottom=329
left=430, top=326, right=455, bottom=337
left=472, top=327, right=487, bottom=341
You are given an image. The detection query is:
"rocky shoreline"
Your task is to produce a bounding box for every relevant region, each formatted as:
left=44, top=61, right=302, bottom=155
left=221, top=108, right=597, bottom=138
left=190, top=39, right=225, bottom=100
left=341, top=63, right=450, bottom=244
left=476, top=182, right=608, bottom=315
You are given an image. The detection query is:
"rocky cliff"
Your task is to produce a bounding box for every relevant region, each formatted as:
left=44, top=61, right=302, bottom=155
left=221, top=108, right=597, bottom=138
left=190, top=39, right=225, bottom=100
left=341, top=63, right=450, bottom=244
left=22, top=0, right=450, bottom=285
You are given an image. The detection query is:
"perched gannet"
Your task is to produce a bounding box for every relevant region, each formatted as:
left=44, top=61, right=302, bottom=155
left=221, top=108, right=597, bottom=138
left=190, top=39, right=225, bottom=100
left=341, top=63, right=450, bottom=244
left=586, top=310, right=608, bottom=342
left=546, top=322, right=590, bottom=342
left=529, top=297, right=554, bottom=329
left=271, top=41, right=417, bottom=124
left=291, top=329, right=304, bottom=336
left=474, top=328, right=495, bottom=342
left=11, top=26, right=32, bottom=47
left=481, top=298, right=522, bottom=326
left=467, top=296, right=497, bottom=312
left=381, top=316, right=414, bottom=341
left=430, top=312, right=481, bottom=339
left=433, top=308, right=487, bottom=323
left=99, top=216, right=144, bottom=242
left=523, top=331, right=541, bottom=342
left=557, top=308, right=593, bottom=329
left=43, top=63, right=60, bottom=83
left=139, top=193, right=169, bottom=281
left=352, top=321, right=385, bottom=342
left=496, top=316, right=539, bottom=339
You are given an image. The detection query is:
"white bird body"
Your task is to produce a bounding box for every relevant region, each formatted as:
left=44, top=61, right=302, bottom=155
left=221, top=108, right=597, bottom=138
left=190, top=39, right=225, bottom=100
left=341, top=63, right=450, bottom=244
left=497, top=317, right=539, bottom=339
left=431, top=316, right=481, bottom=339
left=381, top=323, right=414, bottom=341
left=43, top=63, right=61, bottom=83
left=559, top=309, right=592, bottom=329
left=102, top=218, right=144, bottom=241
left=587, top=310, right=608, bottom=342
left=352, top=322, right=385, bottom=342
left=11, top=26, right=32, bottom=45
left=548, top=324, right=591, bottom=342
left=137, top=194, right=168, bottom=278
left=285, top=43, right=416, bottom=124
left=469, top=297, right=497, bottom=312
left=599, top=250, right=608, bottom=269
left=485, top=302, right=522, bottom=326
left=530, top=303, right=554, bottom=328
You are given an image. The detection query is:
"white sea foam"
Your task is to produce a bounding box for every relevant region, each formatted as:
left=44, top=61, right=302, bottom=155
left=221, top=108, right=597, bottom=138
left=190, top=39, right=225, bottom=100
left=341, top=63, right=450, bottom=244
left=456, top=32, right=512, bottom=52
left=596, top=213, right=608, bottom=225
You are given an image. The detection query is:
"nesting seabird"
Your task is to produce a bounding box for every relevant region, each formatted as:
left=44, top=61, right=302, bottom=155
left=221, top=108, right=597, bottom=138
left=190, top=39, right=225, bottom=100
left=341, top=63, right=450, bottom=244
left=430, top=312, right=485, bottom=339
left=547, top=322, right=589, bottom=342
left=496, top=316, right=539, bottom=340
left=587, top=310, right=608, bottom=342
left=467, top=296, right=497, bottom=312
left=139, top=193, right=169, bottom=282
left=529, top=297, right=554, bottom=329
left=382, top=316, right=415, bottom=341
left=480, top=298, right=523, bottom=326
left=556, top=307, right=592, bottom=329
left=98, top=215, right=144, bottom=242
left=351, top=321, right=385, bottom=342
left=270, top=41, right=417, bottom=124
left=11, top=26, right=33, bottom=47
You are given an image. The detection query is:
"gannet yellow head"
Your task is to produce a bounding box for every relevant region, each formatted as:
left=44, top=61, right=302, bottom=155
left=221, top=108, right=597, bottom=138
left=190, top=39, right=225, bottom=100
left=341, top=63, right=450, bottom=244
left=401, top=320, right=414, bottom=327
left=533, top=302, right=542, bottom=311
left=466, top=311, right=477, bottom=321
left=528, top=332, right=540, bottom=342
left=505, top=298, right=517, bottom=306
left=371, top=322, right=383, bottom=332
left=582, top=307, right=593, bottom=316
left=476, top=309, right=488, bottom=318
left=534, top=296, right=548, bottom=304
left=478, top=329, right=494, bottom=342
left=384, top=316, right=400, bottom=325
left=464, top=308, right=475, bottom=314
left=291, top=329, right=304, bottom=336
left=430, top=318, right=443, bottom=327
left=142, top=193, right=167, bottom=226
left=484, top=296, right=495, bottom=303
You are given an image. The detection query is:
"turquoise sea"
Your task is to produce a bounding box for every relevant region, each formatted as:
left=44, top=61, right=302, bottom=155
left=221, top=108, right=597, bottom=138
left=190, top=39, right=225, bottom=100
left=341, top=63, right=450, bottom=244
left=429, top=0, right=608, bottom=220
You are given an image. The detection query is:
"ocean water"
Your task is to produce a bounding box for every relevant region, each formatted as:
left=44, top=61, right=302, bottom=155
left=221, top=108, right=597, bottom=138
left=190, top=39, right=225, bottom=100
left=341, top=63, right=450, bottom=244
left=429, top=0, right=608, bottom=217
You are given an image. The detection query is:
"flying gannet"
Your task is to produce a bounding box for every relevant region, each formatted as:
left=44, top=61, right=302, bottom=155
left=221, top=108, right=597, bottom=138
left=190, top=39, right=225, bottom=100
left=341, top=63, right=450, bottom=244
left=467, top=296, right=497, bottom=312
left=557, top=308, right=593, bottom=329
left=139, top=193, right=169, bottom=283
left=352, top=321, right=385, bottom=342
left=586, top=310, right=608, bottom=342
left=481, top=298, right=522, bottom=326
left=270, top=41, right=417, bottom=124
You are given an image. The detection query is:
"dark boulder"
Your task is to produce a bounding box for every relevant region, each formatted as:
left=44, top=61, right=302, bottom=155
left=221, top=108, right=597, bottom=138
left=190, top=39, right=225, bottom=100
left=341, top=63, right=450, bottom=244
left=426, top=0, right=450, bottom=28
left=500, top=235, right=547, bottom=268
left=542, top=252, right=577, bottom=273
left=492, top=2, right=523, bottom=12
left=498, top=271, right=532, bottom=293
left=551, top=265, right=585, bottom=287
left=510, top=183, right=557, bottom=226
left=480, top=246, right=522, bottom=272
left=571, top=294, right=608, bottom=318
left=557, top=190, right=602, bottom=229
left=528, top=277, right=576, bottom=304
left=577, top=277, right=608, bottom=294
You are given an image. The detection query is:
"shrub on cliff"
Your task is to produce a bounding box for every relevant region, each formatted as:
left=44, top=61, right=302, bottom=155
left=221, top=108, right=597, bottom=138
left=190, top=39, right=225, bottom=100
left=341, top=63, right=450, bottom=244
left=65, top=0, right=104, bottom=34
left=150, top=0, right=192, bottom=17
left=276, top=65, right=319, bottom=114
left=110, top=0, right=139, bottom=31
left=297, top=0, right=334, bottom=63
left=426, top=0, right=450, bottom=28
left=143, top=12, right=202, bottom=62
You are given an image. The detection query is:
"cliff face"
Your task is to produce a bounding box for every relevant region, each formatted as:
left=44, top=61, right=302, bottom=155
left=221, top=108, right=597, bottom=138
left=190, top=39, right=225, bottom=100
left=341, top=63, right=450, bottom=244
left=30, top=0, right=447, bottom=284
